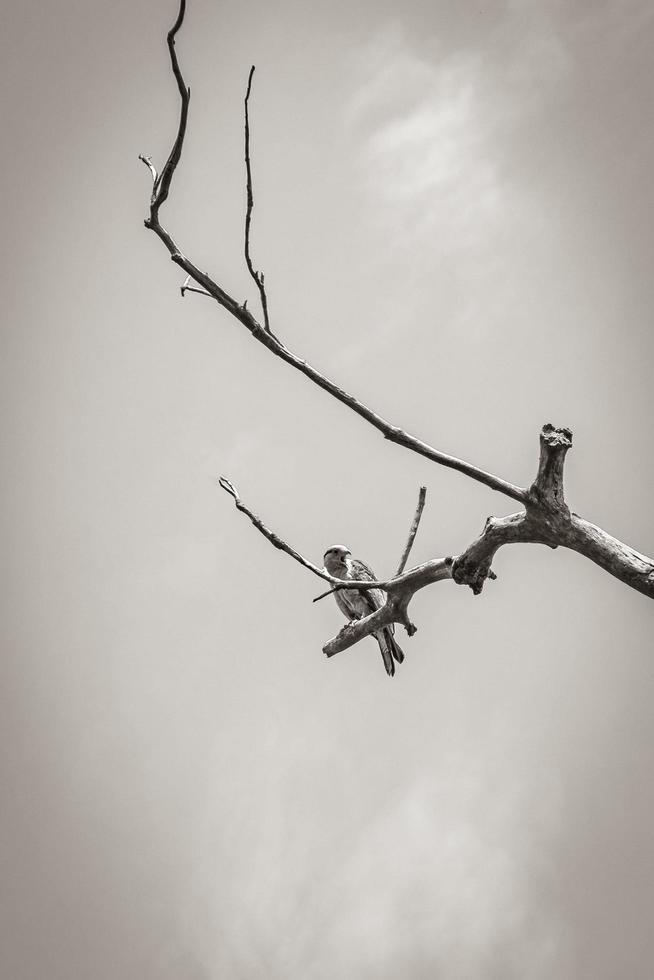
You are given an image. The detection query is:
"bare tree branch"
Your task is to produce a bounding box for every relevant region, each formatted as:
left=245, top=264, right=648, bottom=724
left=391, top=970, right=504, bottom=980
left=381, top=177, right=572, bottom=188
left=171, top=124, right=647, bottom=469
left=152, top=0, right=190, bottom=213
left=565, top=515, right=654, bottom=596
left=219, top=426, right=654, bottom=660
left=453, top=425, right=654, bottom=600
left=396, top=486, right=427, bottom=576
left=141, top=5, right=654, bottom=630
left=140, top=0, right=527, bottom=504
left=218, top=477, right=331, bottom=582
left=323, top=557, right=454, bottom=656
left=313, top=486, right=428, bottom=604
left=218, top=477, right=394, bottom=593
left=244, top=66, right=271, bottom=333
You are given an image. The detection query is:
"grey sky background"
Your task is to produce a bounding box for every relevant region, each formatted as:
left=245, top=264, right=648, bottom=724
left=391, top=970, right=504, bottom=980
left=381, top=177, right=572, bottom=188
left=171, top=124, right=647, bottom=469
left=2, top=0, right=654, bottom=977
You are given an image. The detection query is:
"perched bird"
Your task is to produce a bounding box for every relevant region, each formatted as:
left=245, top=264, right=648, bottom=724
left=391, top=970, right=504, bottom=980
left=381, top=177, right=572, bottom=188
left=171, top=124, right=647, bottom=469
left=323, top=545, right=404, bottom=677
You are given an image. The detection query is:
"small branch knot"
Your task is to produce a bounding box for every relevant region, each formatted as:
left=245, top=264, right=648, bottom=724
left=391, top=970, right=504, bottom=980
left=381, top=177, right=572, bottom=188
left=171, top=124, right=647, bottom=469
left=451, top=556, right=493, bottom=595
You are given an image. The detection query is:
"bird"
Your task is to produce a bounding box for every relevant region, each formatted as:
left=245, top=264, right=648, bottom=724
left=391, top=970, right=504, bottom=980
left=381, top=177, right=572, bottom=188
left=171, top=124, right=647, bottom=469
left=323, top=545, right=404, bottom=677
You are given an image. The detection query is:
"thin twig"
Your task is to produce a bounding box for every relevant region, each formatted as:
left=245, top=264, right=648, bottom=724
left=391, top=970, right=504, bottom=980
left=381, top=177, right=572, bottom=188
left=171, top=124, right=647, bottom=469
left=152, top=0, right=191, bottom=214
left=181, top=285, right=213, bottom=298
left=313, top=587, right=336, bottom=603
left=219, top=477, right=333, bottom=583
left=181, top=275, right=213, bottom=298
left=138, top=154, right=159, bottom=189
left=218, top=477, right=391, bottom=591
left=139, top=17, right=654, bottom=605
left=244, top=66, right=271, bottom=333
left=317, top=485, right=426, bottom=603
left=395, top=486, right=427, bottom=576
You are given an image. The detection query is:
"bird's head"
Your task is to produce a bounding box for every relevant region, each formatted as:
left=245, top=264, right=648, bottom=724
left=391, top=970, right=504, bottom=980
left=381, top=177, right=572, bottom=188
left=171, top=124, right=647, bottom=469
left=323, top=544, right=351, bottom=574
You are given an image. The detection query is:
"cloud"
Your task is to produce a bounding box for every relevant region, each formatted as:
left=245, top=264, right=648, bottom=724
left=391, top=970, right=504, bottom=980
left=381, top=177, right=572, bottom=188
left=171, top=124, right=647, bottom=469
left=181, top=736, right=571, bottom=980
left=346, top=11, right=571, bottom=252
left=321, top=769, right=569, bottom=980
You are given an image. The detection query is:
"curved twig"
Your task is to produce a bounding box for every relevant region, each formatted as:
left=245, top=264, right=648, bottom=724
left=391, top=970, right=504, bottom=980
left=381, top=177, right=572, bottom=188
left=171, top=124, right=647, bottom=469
left=218, top=477, right=392, bottom=591
left=138, top=154, right=158, bottom=187
left=218, top=477, right=329, bottom=582
left=152, top=0, right=190, bottom=214
left=244, top=67, right=271, bottom=333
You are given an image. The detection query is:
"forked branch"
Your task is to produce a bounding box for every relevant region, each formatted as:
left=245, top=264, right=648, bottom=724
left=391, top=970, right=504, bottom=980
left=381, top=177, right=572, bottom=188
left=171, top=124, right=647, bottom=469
left=220, top=425, right=654, bottom=658
left=140, top=2, right=654, bottom=663
left=140, top=0, right=527, bottom=504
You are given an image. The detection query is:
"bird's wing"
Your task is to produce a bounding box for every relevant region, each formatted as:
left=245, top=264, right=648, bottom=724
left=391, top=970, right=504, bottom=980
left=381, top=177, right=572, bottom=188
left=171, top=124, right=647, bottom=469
left=335, top=588, right=359, bottom=620
left=349, top=558, right=385, bottom=614
left=350, top=558, right=377, bottom=581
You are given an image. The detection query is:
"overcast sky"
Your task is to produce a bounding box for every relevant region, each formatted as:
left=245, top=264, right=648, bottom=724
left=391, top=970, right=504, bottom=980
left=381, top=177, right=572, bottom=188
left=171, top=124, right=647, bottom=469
left=3, top=0, right=654, bottom=977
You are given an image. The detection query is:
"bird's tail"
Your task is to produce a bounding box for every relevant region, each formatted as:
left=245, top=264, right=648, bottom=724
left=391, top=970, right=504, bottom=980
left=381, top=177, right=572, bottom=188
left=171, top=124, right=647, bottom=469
left=389, top=630, right=404, bottom=664
left=375, top=628, right=404, bottom=677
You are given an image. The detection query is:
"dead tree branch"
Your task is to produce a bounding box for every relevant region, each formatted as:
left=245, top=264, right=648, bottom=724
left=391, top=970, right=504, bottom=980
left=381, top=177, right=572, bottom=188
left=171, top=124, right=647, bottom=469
left=312, top=486, right=428, bottom=604
left=218, top=477, right=331, bottom=583
left=452, top=425, right=654, bottom=600
left=220, top=425, right=654, bottom=659
left=218, top=477, right=396, bottom=593
left=141, top=3, right=654, bottom=655
left=323, top=557, right=454, bottom=656
left=140, top=0, right=526, bottom=505
left=396, top=486, right=427, bottom=576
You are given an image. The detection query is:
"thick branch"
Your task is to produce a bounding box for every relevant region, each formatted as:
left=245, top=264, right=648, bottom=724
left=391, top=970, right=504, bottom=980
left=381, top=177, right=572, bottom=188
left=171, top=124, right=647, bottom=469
left=323, top=559, right=454, bottom=657
left=452, top=512, right=530, bottom=595
left=453, top=424, right=654, bottom=599
left=140, top=0, right=526, bottom=504
left=452, top=507, right=654, bottom=601
left=561, top=515, right=654, bottom=599
left=527, top=422, right=572, bottom=513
